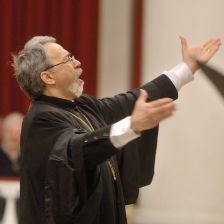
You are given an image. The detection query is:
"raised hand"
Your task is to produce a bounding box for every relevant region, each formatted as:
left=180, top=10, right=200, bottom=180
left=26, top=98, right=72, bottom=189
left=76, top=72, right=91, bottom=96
left=131, top=89, right=176, bottom=133
left=180, top=36, right=221, bottom=73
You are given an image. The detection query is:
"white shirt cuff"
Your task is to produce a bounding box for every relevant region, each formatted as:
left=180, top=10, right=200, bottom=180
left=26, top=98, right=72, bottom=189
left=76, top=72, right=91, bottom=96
left=163, top=62, right=194, bottom=91
left=110, top=116, right=140, bottom=149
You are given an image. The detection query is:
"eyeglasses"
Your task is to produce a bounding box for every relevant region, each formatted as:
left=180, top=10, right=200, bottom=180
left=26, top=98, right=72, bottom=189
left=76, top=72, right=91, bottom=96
left=45, top=54, right=75, bottom=70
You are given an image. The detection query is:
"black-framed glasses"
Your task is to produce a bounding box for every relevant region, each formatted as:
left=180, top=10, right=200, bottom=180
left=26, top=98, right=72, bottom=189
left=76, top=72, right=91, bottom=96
left=45, top=54, right=75, bottom=70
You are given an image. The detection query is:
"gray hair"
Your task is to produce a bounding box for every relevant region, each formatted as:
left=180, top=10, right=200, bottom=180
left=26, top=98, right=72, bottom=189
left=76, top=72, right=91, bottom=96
left=12, top=36, right=56, bottom=98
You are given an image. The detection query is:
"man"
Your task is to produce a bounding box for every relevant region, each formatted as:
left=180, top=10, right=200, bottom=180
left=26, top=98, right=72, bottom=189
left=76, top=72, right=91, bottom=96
left=12, top=36, right=220, bottom=224
left=0, top=112, right=23, bottom=177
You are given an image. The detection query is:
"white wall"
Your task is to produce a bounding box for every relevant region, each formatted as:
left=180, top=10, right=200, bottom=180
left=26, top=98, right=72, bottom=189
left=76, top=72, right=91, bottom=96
left=135, top=0, right=224, bottom=223
left=98, top=0, right=133, bottom=97
left=98, top=0, right=224, bottom=223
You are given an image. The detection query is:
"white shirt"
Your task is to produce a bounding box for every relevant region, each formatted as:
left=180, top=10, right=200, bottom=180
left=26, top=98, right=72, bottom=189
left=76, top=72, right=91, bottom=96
left=110, top=62, right=193, bottom=148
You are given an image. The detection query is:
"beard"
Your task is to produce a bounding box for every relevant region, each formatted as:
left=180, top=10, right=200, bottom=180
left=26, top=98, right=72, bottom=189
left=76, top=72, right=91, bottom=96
left=69, top=79, right=84, bottom=98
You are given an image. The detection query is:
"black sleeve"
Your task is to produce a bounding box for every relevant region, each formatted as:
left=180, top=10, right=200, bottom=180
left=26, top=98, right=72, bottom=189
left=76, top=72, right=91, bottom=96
left=33, top=110, right=118, bottom=170
left=77, top=75, right=178, bottom=170
left=45, top=160, right=81, bottom=223
left=73, top=126, right=118, bottom=169
left=88, top=75, right=178, bottom=204
left=45, top=131, right=105, bottom=223
left=94, top=74, right=178, bottom=124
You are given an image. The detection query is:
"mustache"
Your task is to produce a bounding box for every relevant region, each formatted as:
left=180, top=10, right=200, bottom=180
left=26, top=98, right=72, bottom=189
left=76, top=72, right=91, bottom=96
left=76, top=68, right=83, bottom=78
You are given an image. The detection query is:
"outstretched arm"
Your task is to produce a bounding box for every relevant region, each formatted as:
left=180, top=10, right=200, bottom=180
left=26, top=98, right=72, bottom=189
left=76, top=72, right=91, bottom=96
left=102, top=37, right=222, bottom=146
left=130, top=36, right=222, bottom=133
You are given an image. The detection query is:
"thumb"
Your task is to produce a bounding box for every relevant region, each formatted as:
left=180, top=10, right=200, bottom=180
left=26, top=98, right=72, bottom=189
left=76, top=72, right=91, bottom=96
left=179, top=35, right=188, bottom=52
left=137, top=89, right=149, bottom=103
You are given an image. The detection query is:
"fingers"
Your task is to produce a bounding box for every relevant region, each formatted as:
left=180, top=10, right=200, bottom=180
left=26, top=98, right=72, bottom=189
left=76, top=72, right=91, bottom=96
left=200, top=38, right=221, bottom=62
left=138, top=90, right=174, bottom=111
left=144, top=100, right=176, bottom=128
left=202, top=39, right=221, bottom=56
left=146, top=98, right=176, bottom=121
left=137, top=89, right=149, bottom=103
left=151, top=101, right=176, bottom=118
left=202, top=38, right=221, bottom=53
left=179, top=35, right=188, bottom=52
left=206, top=45, right=221, bottom=59
left=131, top=97, right=176, bottom=132
left=201, top=38, right=213, bottom=49
left=137, top=93, right=175, bottom=113
left=147, top=97, right=173, bottom=107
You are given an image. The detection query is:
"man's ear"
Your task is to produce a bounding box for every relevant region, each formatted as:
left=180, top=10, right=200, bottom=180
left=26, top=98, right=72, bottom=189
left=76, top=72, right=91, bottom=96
left=40, top=71, right=55, bottom=85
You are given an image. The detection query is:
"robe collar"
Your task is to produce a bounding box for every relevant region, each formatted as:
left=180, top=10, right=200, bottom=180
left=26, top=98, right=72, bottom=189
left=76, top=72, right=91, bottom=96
left=35, top=95, right=78, bottom=109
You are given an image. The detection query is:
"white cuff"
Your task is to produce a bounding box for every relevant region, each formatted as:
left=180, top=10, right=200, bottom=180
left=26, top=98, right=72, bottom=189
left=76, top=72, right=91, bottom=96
left=110, top=116, right=140, bottom=149
left=163, top=62, right=194, bottom=91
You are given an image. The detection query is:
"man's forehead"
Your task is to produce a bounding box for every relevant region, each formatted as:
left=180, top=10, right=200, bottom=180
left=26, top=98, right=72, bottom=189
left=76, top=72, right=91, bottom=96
left=43, top=42, right=69, bottom=59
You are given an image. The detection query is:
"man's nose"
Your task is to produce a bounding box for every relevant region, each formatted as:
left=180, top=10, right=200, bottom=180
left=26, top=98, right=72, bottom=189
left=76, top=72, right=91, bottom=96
left=73, top=58, right=81, bottom=68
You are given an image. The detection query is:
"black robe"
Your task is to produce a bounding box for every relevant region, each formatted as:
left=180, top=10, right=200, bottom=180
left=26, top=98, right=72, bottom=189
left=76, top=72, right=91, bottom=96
left=19, top=75, right=178, bottom=224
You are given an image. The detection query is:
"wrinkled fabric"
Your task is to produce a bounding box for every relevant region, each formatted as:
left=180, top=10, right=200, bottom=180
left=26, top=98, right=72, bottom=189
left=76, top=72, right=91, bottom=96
left=19, top=74, right=178, bottom=224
